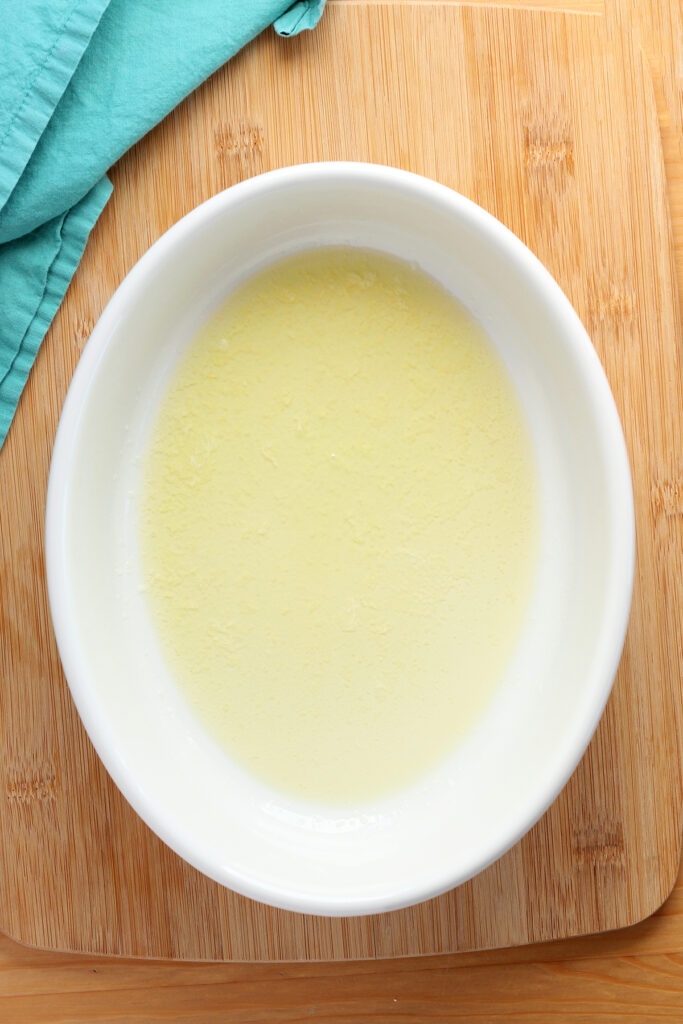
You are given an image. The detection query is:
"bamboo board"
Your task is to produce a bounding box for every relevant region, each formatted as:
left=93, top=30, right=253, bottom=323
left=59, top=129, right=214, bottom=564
left=1, top=1, right=682, bottom=960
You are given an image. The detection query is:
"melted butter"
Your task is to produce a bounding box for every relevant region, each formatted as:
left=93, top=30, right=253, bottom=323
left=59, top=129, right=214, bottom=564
left=140, top=248, right=537, bottom=804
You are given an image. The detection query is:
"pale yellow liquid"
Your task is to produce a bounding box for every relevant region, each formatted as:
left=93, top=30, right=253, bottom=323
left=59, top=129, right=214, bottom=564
left=141, top=248, right=537, bottom=804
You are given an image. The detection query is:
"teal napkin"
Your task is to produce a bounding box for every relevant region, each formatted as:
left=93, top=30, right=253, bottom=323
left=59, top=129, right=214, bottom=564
left=0, top=0, right=325, bottom=448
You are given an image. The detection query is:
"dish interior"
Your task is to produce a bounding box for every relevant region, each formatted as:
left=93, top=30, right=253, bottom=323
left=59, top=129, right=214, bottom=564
left=139, top=246, right=539, bottom=806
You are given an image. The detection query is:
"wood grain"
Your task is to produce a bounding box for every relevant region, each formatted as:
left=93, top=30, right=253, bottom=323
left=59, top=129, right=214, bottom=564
left=333, top=0, right=604, bottom=12
left=3, top=878, right=683, bottom=1022
left=1, top=0, right=682, bottom=967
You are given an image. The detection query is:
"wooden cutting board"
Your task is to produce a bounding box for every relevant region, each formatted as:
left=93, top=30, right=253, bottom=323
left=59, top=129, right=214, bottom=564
left=1, top=0, right=682, bottom=961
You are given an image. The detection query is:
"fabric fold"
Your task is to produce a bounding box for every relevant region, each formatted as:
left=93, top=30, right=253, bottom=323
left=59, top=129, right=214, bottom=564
left=274, top=0, right=327, bottom=36
left=0, top=0, right=110, bottom=212
left=0, top=176, right=112, bottom=440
